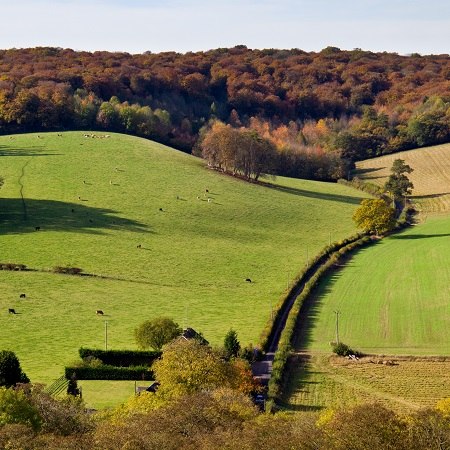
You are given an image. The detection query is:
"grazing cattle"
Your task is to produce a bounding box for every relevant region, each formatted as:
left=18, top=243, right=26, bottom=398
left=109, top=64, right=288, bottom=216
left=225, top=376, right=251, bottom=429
left=78, top=196, right=81, bottom=200
left=205, top=189, right=209, bottom=193
left=8, top=308, right=16, bottom=314
left=207, top=198, right=212, bottom=203
left=245, top=278, right=252, bottom=283
left=197, top=196, right=200, bottom=200
left=71, top=209, right=75, bottom=213
left=35, top=226, right=40, bottom=231
left=57, top=133, right=62, bottom=137
left=137, top=244, right=142, bottom=249
left=19, top=293, right=26, bottom=298
left=96, top=310, right=104, bottom=315
left=159, top=208, right=163, bottom=211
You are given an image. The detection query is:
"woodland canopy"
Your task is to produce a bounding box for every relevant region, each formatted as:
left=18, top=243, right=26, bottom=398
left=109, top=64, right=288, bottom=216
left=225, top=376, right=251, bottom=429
left=0, top=46, right=449, bottom=180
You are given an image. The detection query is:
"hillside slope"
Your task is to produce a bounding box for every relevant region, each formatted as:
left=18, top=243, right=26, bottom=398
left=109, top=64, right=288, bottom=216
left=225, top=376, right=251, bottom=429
left=0, top=132, right=365, bottom=383
left=355, top=143, right=450, bottom=215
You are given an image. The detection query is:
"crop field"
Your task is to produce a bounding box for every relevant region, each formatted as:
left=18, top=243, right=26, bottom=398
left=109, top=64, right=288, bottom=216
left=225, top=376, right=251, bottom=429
left=284, top=353, right=450, bottom=414
left=355, top=143, right=450, bottom=215
left=0, top=132, right=365, bottom=406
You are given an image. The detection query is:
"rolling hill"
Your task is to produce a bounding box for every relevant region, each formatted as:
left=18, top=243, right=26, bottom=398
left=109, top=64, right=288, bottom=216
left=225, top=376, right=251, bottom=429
left=0, top=132, right=365, bottom=392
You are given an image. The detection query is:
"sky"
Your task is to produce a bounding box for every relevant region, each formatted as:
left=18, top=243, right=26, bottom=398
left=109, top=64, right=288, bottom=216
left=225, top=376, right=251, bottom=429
left=0, top=0, right=449, bottom=55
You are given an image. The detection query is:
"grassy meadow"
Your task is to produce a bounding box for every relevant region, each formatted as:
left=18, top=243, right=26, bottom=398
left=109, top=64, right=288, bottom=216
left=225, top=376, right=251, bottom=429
left=355, top=143, right=450, bottom=215
left=0, top=132, right=365, bottom=404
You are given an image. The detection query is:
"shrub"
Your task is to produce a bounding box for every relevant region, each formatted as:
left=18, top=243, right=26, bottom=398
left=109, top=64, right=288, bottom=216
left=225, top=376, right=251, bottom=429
left=0, top=263, right=27, bottom=271
left=78, top=348, right=161, bottom=367
left=53, top=266, right=83, bottom=275
left=64, top=365, right=153, bottom=381
left=331, top=342, right=352, bottom=356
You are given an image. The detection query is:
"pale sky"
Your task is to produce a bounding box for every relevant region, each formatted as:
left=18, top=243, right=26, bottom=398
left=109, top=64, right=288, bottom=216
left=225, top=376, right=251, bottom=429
left=0, top=0, right=449, bottom=55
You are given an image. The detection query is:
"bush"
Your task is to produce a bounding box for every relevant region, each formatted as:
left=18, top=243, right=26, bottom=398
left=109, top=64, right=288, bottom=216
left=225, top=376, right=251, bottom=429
left=0, top=263, right=27, bottom=271
left=331, top=342, right=352, bottom=356
left=53, top=266, right=83, bottom=275
left=64, top=365, right=153, bottom=381
left=78, top=348, right=161, bottom=367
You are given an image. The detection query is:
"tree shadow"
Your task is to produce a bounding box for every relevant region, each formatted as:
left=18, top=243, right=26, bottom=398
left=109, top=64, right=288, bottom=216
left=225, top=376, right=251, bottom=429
left=0, top=198, right=151, bottom=235
left=412, top=192, right=450, bottom=200
left=261, top=182, right=362, bottom=205
left=353, top=166, right=386, bottom=175
left=390, top=233, right=450, bottom=240
left=281, top=353, right=325, bottom=411
left=0, top=145, right=62, bottom=157
left=292, top=245, right=379, bottom=351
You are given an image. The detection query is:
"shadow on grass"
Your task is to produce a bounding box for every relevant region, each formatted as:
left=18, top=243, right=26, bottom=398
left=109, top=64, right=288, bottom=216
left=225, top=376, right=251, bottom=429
left=0, top=198, right=151, bottom=235
left=412, top=192, right=450, bottom=200
left=292, top=244, right=380, bottom=351
left=0, top=145, right=62, bottom=157
left=390, top=233, right=450, bottom=240
left=353, top=167, right=386, bottom=175
left=281, top=353, right=325, bottom=411
left=262, top=182, right=362, bottom=205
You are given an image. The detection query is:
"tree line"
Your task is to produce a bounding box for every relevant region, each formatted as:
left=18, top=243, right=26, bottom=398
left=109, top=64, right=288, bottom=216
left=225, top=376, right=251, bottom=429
left=0, top=46, right=449, bottom=180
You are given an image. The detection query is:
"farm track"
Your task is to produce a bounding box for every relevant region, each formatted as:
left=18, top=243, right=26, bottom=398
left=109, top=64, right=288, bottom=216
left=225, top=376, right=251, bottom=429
left=252, top=246, right=350, bottom=385
left=252, top=269, right=319, bottom=385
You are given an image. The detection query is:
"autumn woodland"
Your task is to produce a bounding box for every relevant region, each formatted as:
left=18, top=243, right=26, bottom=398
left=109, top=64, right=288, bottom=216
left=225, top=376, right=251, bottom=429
left=0, top=46, right=449, bottom=180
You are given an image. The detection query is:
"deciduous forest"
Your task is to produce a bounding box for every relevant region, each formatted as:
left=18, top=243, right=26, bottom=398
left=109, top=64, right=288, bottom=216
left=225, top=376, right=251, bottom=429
left=0, top=46, right=449, bottom=180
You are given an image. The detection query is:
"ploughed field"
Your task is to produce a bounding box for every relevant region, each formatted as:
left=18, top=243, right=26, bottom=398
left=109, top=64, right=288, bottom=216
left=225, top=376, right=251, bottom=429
left=0, top=132, right=364, bottom=391
left=355, top=143, right=450, bottom=216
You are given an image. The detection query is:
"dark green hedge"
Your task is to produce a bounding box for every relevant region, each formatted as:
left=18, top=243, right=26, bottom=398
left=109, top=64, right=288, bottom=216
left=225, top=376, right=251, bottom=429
left=258, top=232, right=365, bottom=352
left=79, top=348, right=161, bottom=367
left=267, top=235, right=373, bottom=408
left=65, top=365, right=154, bottom=380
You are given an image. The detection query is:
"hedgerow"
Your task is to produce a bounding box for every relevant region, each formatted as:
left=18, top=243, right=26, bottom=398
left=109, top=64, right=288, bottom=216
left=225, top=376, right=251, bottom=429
left=266, top=235, right=373, bottom=408
left=64, top=365, right=153, bottom=381
left=78, top=348, right=161, bottom=367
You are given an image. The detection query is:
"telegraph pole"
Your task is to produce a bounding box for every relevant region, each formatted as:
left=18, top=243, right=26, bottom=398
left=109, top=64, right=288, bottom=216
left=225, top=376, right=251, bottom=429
left=334, top=310, right=340, bottom=345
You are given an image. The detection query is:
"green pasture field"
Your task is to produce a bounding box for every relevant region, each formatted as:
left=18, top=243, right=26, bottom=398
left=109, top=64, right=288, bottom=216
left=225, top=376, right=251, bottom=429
left=0, top=132, right=365, bottom=407
left=355, top=143, right=450, bottom=216
left=292, top=215, right=450, bottom=356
